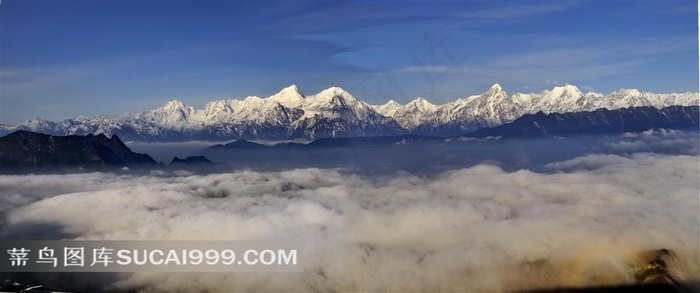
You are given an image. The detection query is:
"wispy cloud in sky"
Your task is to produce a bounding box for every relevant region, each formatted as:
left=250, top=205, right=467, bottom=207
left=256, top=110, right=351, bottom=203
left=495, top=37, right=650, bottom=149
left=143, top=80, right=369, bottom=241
left=458, top=1, right=577, bottom=18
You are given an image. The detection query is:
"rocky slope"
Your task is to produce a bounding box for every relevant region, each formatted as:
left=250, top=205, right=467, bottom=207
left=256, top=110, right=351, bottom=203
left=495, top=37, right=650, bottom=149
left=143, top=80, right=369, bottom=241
left=0, top=130, right=156, bottom=167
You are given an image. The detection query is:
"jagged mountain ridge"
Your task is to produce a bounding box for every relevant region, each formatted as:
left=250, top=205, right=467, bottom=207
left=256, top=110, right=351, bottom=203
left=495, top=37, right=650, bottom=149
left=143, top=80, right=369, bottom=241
left=202, top=106, right=699, bottom=151
left=0, top=130, right=156, bottom=167
left=1, top=84, right=697, bottom=142
left=377, top=84, right=699, bottom=133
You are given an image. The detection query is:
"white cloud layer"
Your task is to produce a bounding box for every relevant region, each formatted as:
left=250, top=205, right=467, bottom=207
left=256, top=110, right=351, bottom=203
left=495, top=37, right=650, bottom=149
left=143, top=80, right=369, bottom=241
left=0, top=152, right=698, bottom=292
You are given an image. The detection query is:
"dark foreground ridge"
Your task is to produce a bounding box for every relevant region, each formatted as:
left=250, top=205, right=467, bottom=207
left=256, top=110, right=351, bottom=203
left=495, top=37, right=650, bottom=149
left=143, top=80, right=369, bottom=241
left=523, top=283, right=693, bottom=293
left=169, top=155, right=214, bottom=165
left=0, top=130, right=156, bottom=168
left=165, top=155, right=229, bottom=173
left=522, top=248, right=696, bottom=293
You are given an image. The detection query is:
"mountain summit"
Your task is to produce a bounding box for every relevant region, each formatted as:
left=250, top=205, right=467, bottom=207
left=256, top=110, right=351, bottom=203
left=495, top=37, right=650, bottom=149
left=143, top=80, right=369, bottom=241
left=269, top=84, right=305, bottom=107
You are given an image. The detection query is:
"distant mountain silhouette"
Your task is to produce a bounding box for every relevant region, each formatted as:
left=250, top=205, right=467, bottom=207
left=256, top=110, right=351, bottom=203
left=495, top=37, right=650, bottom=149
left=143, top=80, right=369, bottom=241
left=204, top=135, right=443, bottom=152
left=470, top=106, right=699, bottom=138
left=169, top=155, right=214, bottom=165
left=0, top=130, right=156, bottom=168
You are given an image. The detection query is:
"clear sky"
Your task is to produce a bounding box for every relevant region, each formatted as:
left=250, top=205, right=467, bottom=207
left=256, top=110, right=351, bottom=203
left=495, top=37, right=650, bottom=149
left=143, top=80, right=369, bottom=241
left=1, top=0, right=698, bottom=124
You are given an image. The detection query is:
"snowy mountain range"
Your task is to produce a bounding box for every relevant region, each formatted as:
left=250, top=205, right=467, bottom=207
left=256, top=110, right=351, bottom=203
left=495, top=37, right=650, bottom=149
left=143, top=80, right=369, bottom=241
left=1, top=84, right=697, bottom=142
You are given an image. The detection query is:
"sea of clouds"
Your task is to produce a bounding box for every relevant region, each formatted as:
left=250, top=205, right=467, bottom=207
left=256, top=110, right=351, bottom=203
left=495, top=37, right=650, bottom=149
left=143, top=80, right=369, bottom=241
left=0, top=131, right=698, bottom=292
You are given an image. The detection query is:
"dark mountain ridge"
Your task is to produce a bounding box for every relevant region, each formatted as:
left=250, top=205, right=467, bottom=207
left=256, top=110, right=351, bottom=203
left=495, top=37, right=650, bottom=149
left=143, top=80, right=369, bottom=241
left=0, top=130, right=156, bottom=168
left=470, top=105, right=699, bottom=138
left=169, top=155, right=214, bottom=165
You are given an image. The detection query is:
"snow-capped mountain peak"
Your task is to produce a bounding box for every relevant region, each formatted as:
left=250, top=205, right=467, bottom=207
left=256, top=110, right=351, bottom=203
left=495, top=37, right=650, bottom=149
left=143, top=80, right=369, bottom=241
left=406, top=97, right=438, bottom=113
left=304, top=86, right=366, bottom=113
left=159, top=100, right=188, bottom=111
left=454, top=84, right=508, bottom=107
left=548, top=85, right=582, bottom=98
left=311, top=86, right=354, bottom=101
left=244, top=96, right=263, bottom=103
left=373, top=100, right=402, bottom=117
left=282, top=84, right=301, bottom=93
left=614, top=88, right=641, bottom=97
left=203, top=100, right=235, bottom=117
left=16, top=118, right=59, bottom=133
left=488, top=83, right=504, bottom=92
left=383, top=97, right=440, bottom=130
left=155, top=100, right=195, bottom=118
left=145, top=100, right=199, bottom=130
left=383, top=100, right=402, bottom=108
left=23, top=118, right=51, bottom=125
left=268, top=84, right=305, bottom=107
left=533, top=85, right=585, bottom=113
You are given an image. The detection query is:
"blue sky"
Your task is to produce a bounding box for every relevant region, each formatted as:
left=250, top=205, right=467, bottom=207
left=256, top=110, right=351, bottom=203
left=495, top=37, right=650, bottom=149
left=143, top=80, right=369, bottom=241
left=0, top=0, right=698, bottom=123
